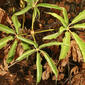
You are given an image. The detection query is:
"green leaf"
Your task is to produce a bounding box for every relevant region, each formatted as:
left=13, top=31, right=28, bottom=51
left=36, top=7, right=40, bottom=19
left=47, top=12, right=67, bottom=27
left=72, top=23, right=85, bottom=29
left=36, top=52, right=42, bottom=83
left=21, top=42, right=31, bottom=50
left=43, top=26, right=66, bottom=40
left=0, top=36, right=14, bottom=49
left=0, top=24, right=15, bottom=34
left=32, top=7, right=38, bottom=29
left=39, top=42, right=62, bottom=49
left=15, top=4, right=32, bottom=16
left=34, top=0, right=39, bottom=2
left=6, top=40, right=18, bottom=63
left=12, top=15, right=21, bottom=34
left=71, top=10, right=85, bottom=24
left=59, top=26, right=67, bottom=32
left=0, top=43, right=6, bottom=49
left=43, top=33, right=59, bottom=40
left=37, top=3, right=62, bottom=10
left=33, top=0, right=39, bottom=4
left=16, top=49, right=36, bottom=61
left=40, top=50, right=58, bottom=79
left=16, top=35, right=38, bottom=48
left=35, top=0, right=39, bottom=3
left=24, top=0, right=31, bottom=2
left=72, top=32, right=85, bottom=62
left=62, top=8, right=69, bottom=25
left=59, top=32, right=70, bottom=60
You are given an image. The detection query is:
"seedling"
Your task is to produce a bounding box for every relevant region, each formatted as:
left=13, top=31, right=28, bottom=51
left=12, top=0, right=62, bottom=40
left=43, top=8, right=85, bottom=61
left=0, top=2, right=63, bottom=82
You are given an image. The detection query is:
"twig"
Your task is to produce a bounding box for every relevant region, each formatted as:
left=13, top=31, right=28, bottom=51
left=8, top=61, right=18, bottom=69
left=68, top=59, right=71, bottom=85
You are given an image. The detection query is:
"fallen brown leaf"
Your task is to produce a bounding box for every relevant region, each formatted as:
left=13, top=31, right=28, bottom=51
left=0, top=8, right=12, bottom=25
left=71, top=66, right=79, bottom=76
left=42, top=63, right=52, bottom=80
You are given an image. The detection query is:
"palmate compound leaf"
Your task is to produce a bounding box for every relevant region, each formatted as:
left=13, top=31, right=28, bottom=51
left=0, top=36, right=14, bottom=49
left=16, top=35, right=38, bottom=48
left=72, top=32, right=85, bottom=62
left=6, top=40, right=18, bottom=63
left=71, top=10, right=85, bottom=25
left=16, top=49, right=36, bottom=61
left=62, top=8, right=69, bottom=25
left=36, top=52, right=42, bottom=83
left=37, top=3, right=62, bottom=10
left=0, top=24, right=15, bottom=34
left=72, top=23, right=85, bottom=29
left=43, top=26, right=66, bottom=40
left=39, top=42, right=62, bottom=49
left=40, top=50, right=58, bottom=79
left=12, top=15, right=21, bottom=34
left=46, top=12, right=67, bottom=27
left=59, top=32, right=70, bottom=60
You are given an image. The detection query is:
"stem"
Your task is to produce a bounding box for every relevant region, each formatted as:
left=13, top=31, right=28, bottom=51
left=20, top=0, right=25, bottom=29
left=31, top=30, right=37, bottom=43
left=19, top=29, right=54, bottom=36
left=19, top=33, right=28, bottom=35
left=69, top=26, right=73, bottom=29
left=34, top=0, right=39, bottom=7
left=68, top=23, right=72, bottom=27
left=68, top=60, right=71, bottom=85
left=32, top=33, right=36, bottom=43
left=8, top=61, right=18, bottom=68
left=22, top=14, right=25, bottom=29
left=32, top=19, right=34, bottom=31
left=31, top=28, right=54, bottom=43
left=35, top=29, right=54, bottom=34
left=68, top=29, right=72, bottom=34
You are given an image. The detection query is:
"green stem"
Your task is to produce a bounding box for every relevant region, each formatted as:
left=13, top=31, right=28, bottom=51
left=69, top=26, right=73, bottom=29
left=68, top=29, right=72, bottom=34
left=32, top=16, right=35, bottom=31
left=19, top=29, right=54, bottom=39
left=32, top=32, right=36, bottom=43
left=32, top=28, right=54, bottom=42
left=19, top=33, right=28, bottom=35
left=19, top=29, right=54, bottom=36
left=68, top=23, right=72, bottom=27
left=34, top=0, right=39, bottom=6
left=22, top=14, right=25, bottom=29
left=35, top=29, right=54, bottom=34
left=20, top=0, right=25, bottom=30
